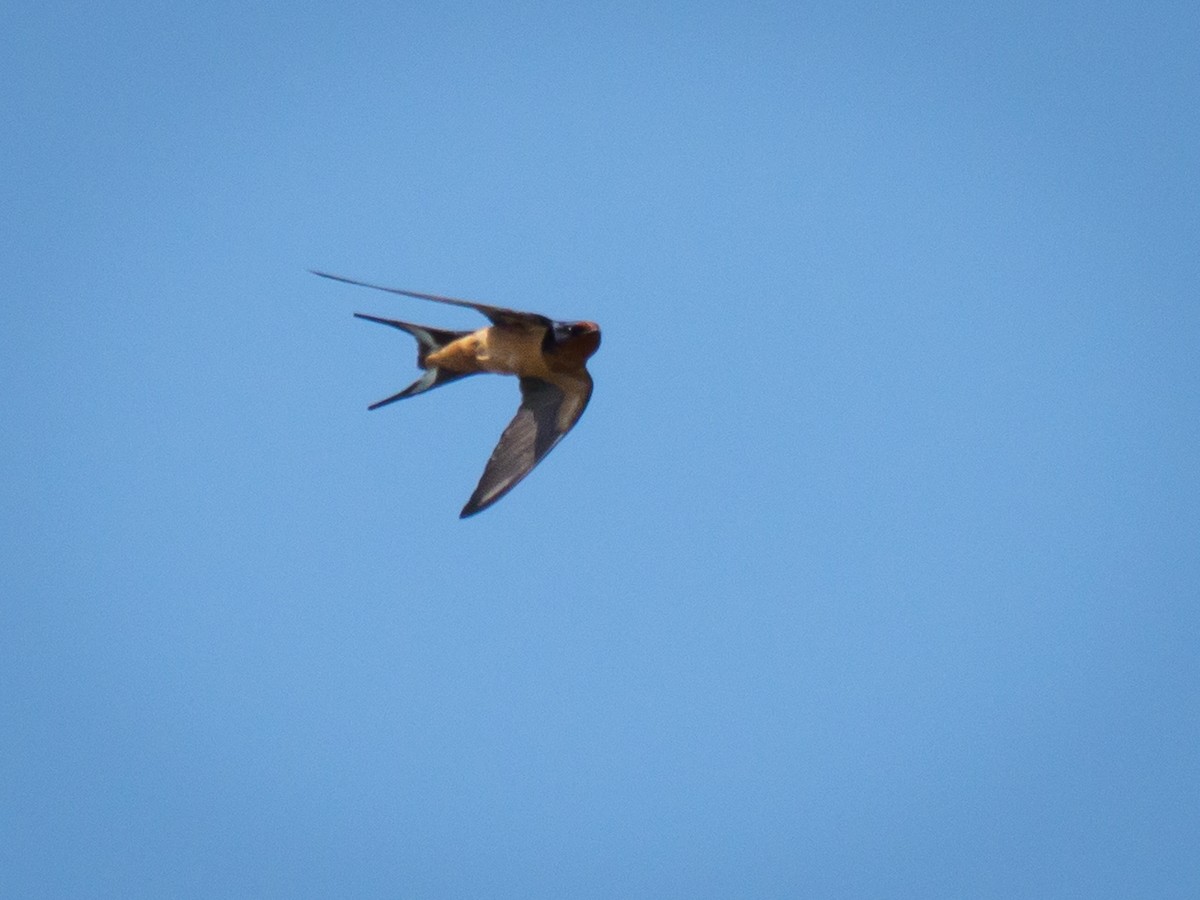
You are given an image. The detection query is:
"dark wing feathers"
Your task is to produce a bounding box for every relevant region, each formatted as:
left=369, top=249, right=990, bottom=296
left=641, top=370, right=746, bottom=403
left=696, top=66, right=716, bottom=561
left=460, top=376, right=592, bottom=518
left=311, top=270, right=551, bottom=328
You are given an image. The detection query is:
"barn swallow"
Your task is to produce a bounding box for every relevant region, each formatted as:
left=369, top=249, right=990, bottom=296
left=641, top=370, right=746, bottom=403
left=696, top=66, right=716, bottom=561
left=313, top=270, right=601, bottom=518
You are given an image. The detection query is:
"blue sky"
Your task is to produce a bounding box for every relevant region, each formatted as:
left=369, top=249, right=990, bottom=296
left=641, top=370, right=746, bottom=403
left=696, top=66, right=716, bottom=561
left=3, top=1, right=1198, bottom=896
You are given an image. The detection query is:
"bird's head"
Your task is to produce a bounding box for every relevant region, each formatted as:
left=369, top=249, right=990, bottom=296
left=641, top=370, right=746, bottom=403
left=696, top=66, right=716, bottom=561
left=543, top=320, right=601, bottom=365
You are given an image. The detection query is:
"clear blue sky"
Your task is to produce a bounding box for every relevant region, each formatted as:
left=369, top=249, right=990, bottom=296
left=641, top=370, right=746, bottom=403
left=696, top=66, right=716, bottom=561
left=3, top=1, right=1198, bottom=896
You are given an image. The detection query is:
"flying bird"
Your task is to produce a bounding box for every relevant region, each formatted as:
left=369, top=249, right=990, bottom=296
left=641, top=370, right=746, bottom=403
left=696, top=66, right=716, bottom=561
left=313, top=270, right=601, bottom=518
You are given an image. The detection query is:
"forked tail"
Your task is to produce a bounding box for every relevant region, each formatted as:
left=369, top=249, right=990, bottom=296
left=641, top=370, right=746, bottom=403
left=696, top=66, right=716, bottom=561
left=354, top=313, right=472, bottom=410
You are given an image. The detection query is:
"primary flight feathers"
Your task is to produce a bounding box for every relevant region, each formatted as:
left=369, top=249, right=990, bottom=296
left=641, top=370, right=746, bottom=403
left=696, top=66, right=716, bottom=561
left=314, top=270, right=601, bottom=518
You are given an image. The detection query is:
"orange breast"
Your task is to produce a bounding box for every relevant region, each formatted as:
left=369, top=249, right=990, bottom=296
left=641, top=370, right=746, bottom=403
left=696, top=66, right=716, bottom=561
left=427, top=325, right=550, bottom=377
left=477, top=326, right=551, bottom=377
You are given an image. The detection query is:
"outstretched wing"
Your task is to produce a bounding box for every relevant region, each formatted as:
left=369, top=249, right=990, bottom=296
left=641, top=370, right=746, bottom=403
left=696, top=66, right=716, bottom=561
left=460, top=374, right=594, bottom=518
left=311, top=270, right=551, bottom=329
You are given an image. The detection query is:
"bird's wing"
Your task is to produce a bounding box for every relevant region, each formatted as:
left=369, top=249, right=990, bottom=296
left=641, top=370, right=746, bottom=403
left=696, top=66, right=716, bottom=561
left=460, top=374, right=594, bottom=518
left=311, top=270, right=551, bottom=329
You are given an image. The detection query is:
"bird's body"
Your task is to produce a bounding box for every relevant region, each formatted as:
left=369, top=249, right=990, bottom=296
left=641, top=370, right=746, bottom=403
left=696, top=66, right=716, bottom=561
left=426, top=323, right=597, bottom=433
left=428, top=322, right=549, bottom=378
left=313, top=270, right=601, bottom=517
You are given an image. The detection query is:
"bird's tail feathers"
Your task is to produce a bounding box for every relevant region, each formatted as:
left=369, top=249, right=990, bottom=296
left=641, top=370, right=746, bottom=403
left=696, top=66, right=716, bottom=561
left=354, top=313, right=473, bottom=410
